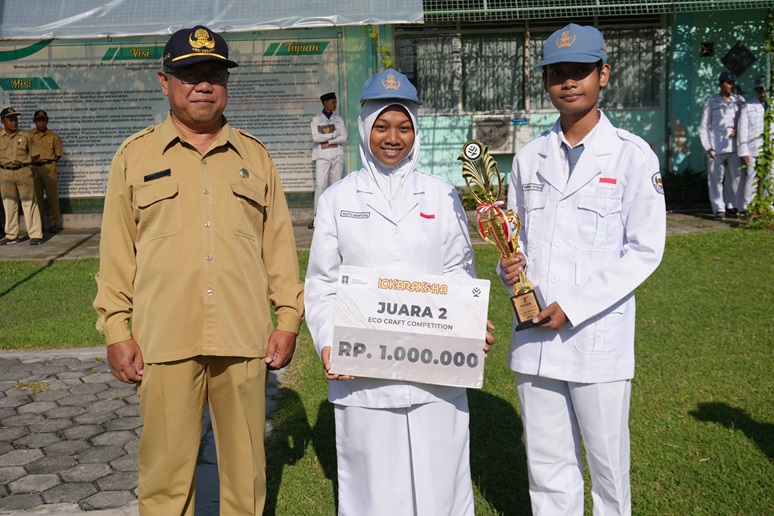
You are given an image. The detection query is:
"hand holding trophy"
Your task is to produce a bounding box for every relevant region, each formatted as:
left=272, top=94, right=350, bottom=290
left=459, top=140, right=549, bottom=331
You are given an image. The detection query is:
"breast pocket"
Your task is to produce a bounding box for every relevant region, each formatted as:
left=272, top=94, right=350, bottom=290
left=575, top=195, right=622, bottom=252
left=524, top=191, right=548, bottom=249
left=134, top=180, right=182, bottom=241
left=230, top=181, right=266, bottom=240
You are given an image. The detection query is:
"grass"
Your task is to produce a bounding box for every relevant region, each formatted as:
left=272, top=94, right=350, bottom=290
left=1, top=230, right=772, bottom=514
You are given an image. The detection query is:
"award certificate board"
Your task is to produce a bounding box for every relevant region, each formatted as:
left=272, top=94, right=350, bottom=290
left=331, top=265, right=490, bottom=389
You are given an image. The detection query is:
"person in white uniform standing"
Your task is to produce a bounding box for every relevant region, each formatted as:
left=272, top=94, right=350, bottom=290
left=309, top=92, right=347, bottom=229
left=737, top=75, right=770, bottom=209
left=499, top=24, right=666, bottom=515
left=700, top=70, right=746, bottom=219
left=305, top=69, right=494, bottom=516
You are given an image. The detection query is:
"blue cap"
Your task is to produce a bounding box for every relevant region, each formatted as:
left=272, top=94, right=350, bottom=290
left=536, top=24, right=607, bottom=67
left=718, top=70, right=737, bottom=83
left=360, top=69, right=422, bottom=106
left=754, top=75, right=766, bottom=90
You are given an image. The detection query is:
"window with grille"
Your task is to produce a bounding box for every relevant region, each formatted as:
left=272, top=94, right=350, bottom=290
left=396, top=22, right=663, bottom=114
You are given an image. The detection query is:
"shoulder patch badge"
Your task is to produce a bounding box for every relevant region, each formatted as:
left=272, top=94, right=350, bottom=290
left=651, top=172, right=664, bottom=195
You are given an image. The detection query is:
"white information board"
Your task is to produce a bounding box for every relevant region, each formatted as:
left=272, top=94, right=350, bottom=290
left=331, top=266, right=491, bottom=389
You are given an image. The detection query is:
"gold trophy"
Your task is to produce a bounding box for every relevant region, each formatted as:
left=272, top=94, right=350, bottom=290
left=459, top=140, right=548, bottom=331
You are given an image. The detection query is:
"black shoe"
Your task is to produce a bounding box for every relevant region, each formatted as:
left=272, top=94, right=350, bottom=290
left=0, top=237, right=19, bottom=245
left=307, top=222, right=315, bottom=230
left=29, top=238, right=43, bottom=246
left=714, top=212, right=725, bottom=221
left=47, top=225, right=61, bottom=234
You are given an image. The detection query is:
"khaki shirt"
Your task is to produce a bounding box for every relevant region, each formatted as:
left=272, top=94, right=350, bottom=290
left=0, top=130, right=36, bottom=167
left=29, top=129, right=63, bottom=162
left=94, top=115, right=304, bottom=363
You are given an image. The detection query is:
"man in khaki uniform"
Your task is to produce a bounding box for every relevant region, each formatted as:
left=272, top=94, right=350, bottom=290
left=29, top=110, right=64, bottom=232
left=0, top=107, right=43, bottom=245
left=93, top=25, right=304, bottom=515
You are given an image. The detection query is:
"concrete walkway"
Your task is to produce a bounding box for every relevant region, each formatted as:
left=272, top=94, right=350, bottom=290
left=0, top=210, right=733, bottom=515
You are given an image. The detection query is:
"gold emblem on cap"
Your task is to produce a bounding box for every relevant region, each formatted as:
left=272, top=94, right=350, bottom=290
left=189, top=28, right=216, bottom=52
left=556, top=31, right=576, bottom=49
left=382, top=73, right=400, bottom=91
left=239, top=168, right=249, bottom=179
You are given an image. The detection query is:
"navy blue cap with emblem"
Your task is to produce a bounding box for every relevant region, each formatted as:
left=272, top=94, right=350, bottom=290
left=360, top=68, right=422, bottom=106
left=718, top=70, right=737, bottom=83
left=754, top=75, right=766, bottom=90
left=536, top=23, right=607, bottom=67
left=163, top=25, right=238, bottom=69
left=1, top=107, right=19, bottom=119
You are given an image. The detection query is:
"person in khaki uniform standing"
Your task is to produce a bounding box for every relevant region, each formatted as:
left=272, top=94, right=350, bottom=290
left=29, top=110, right=64, bottom=232
left=93, top=25, right=304, bottom=515
left=0, top=107, right=43, bottom=246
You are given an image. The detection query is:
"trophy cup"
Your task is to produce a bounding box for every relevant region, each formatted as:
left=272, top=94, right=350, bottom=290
left=459, top=140, right=549, bottom=331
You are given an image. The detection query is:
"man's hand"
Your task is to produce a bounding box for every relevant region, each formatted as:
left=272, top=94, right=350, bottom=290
left=707, top=148, right=716, bottom=160
left=534, top=302, right=568, bottom=331
left=107, top=340, right=144, bottom=384
left=320, top=346, right=354, bottom=381
left=741, top=156, right=750, bottom=166
left=500, top=254, right=527, bottom=286
left=264, top=329, right=297, bottom=370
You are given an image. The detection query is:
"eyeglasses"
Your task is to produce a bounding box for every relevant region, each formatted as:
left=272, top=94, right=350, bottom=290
left=166, top=68, right=230, bottom=86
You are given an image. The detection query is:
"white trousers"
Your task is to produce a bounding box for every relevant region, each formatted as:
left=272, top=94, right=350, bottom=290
left=334, top=395, right=474, bottom=516
left=516, top=373, right=632, bottom=516
left=313, top=155, right=344, bottom=213
left=740, top=156, right=757, bottom=211
left=708, top=153, right=742, bottom=214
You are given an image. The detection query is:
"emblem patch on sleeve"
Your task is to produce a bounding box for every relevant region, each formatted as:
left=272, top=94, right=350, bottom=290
left=651, top=172, right=664, bottom=195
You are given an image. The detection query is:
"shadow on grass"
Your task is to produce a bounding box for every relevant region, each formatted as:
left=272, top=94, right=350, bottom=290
left=469, top=389, right=532, bottom=514
left=265, top=387, right=532, bottom=514
left=689, top=402, right=774, bottom=461
left=0, top=232, right=98, bottom=299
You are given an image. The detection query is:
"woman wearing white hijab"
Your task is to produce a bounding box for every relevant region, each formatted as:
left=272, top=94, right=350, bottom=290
left=305, top=69, right=492, bottom=515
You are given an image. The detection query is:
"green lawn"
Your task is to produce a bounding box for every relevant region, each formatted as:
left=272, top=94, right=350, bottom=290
left=1, top=229, right=772, bottom=514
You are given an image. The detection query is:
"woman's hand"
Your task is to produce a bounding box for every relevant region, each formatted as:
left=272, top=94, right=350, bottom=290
left=321, top=346, right=355, bottom=381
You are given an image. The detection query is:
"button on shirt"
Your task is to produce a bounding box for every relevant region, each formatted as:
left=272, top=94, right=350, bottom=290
left=95, top=116, right=304, bottom=363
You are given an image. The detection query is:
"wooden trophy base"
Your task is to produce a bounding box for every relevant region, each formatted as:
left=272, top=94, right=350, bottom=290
left=511, top=290, right=550, bottom=331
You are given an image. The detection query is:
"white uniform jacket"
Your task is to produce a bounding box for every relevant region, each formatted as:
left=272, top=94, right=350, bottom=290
left=311, top=112, right=347, bottom=161
left=305, top=168, right=476, bottom=408
left=507, top=113, right=666, bottom=383
left=699, top=93, right=746, bottom=154
left=737, top=98, right=768, bottom=158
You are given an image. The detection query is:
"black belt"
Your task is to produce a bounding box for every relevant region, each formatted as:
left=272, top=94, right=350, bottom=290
left=32, top=159, right=56, bottom=166
left=0, top=164, right=25, bottom=171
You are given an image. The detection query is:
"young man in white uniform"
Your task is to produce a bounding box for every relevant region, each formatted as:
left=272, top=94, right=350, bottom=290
left=499, top=24, right=666, bottom=515
left=309, top=92, right=347, bottom=229
left=699, top=70, right=746, bottom=219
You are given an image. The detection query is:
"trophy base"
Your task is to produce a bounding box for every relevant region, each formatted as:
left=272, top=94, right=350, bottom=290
left=511, top=290, right=550, bottom=331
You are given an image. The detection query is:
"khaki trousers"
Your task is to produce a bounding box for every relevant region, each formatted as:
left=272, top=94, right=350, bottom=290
left=1, top=166, right=42, bottom=240
left=33, top=163, right=60, bottom=227
left=137, top=356, right=267, bottom=516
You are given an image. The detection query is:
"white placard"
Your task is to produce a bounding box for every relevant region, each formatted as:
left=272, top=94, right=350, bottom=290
left=331, top=265, right=490, bottom=389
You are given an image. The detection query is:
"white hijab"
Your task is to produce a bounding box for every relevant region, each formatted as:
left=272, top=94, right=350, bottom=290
left=358, top=99, right=421, bottom=209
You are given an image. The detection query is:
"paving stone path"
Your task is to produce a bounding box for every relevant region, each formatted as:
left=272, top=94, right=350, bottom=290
left=0, top=355, right=139, bottom=513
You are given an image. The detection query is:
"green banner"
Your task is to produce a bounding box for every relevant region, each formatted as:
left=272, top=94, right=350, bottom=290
left=264, top=41, right=329, bottom=56
left=0, top=77, right=59, bottom=90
